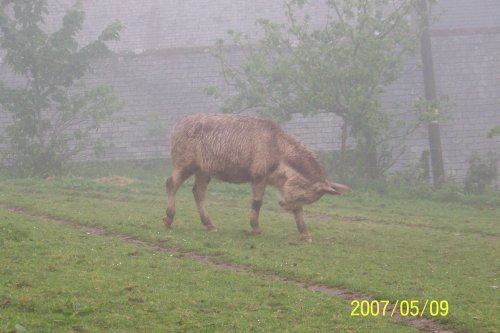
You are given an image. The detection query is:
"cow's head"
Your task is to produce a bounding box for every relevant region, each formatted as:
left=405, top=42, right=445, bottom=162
left=278, top=177, right=352, bottom=211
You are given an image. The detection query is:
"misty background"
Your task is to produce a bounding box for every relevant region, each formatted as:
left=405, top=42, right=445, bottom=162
left=0, top=0, right=499, bottom=187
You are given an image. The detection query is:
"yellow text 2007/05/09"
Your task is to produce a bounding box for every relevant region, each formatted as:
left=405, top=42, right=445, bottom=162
left=351, top=299, right=449, bottom=317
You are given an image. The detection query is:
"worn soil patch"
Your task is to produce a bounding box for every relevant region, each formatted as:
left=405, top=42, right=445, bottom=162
left=0, top=203, right=454, bottom=333
left=95, top=176, right=135, bottom=185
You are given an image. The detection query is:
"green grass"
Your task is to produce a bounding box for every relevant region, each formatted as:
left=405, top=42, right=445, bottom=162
left=0, top=209, right=416, bottom=333
left=0, top=166, right=498, bottom=332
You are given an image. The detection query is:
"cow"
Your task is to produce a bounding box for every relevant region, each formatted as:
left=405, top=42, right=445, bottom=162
left=163, top=113, right=351, bottom=241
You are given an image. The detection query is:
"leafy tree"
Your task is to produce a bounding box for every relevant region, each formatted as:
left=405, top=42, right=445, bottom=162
left=0, top=0, right=123, bottom=177
left=208, top=0, right=419, bottom=179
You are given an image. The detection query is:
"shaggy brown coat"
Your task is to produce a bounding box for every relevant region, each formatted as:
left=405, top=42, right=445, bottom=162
left=164, top=113, right=351, bottom=241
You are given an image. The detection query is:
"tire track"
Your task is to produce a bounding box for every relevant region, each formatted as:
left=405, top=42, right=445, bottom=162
left=0, top=203, right=454, bottom=333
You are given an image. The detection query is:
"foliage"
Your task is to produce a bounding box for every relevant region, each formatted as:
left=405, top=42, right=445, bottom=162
left=464, top=152, right=498, bottom=195
left=487, top=125, right=500, bottom=138
left=0, top=0, right=123, bottom=177
left=414, top=94, right=452, bottom=123
left=208, top=0, right=420, bottom=179
left=319, top=149, right=499, bottom=204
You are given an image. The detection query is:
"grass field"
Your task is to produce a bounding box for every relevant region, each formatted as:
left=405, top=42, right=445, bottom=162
left=0, top=163, right=498, bottom=332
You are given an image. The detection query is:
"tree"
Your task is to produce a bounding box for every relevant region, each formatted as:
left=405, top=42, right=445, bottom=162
left=208, top=0, right=419, bottom=179
left=0, top=0, right=123, bottom=177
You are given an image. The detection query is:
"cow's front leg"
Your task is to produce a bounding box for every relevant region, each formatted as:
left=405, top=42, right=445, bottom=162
left=293, top=208, right=312, bottom=242
left=250, top=180, right=266, bottom=235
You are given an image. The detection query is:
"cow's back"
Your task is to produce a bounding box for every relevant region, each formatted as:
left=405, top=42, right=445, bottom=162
left=170, top=113, right=281, bottom=183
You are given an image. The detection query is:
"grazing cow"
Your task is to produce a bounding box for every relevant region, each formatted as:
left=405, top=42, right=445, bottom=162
left=164, top=113, right=351, bottom=241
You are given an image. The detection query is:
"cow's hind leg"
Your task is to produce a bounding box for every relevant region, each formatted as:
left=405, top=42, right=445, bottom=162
left=164, top=165, right=195, bottom=228
left=192, top=172, right=216, bottom=231
left=250, top=180, right=266, bottom=235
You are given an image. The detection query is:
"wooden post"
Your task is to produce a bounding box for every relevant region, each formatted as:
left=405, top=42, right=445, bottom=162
left=418, top=0, right=445, bottom=187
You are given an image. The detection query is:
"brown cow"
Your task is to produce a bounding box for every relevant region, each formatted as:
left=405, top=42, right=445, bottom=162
left=164, top=113, right=351, bottom=241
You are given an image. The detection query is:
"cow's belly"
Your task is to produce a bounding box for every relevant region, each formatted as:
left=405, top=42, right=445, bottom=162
left=212, top=165, right=253, bottom=184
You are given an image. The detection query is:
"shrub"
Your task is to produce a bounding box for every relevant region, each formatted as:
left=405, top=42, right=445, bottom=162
left=464, top=152, right=498, bottom=195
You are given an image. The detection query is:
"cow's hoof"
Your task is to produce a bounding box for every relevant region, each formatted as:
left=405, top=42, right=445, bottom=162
left=252, top=228, right=263, bottom=236
left=300, top=233, right=312, bottom=242
left=163, top=216, right=172, bottom=229
left=206, top=225, right=218, bottom=232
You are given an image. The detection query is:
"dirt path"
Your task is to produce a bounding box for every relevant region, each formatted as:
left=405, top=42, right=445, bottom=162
left=0, top=203, right=454, bottom=333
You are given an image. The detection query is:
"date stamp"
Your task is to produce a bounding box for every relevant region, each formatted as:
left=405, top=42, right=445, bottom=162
left=351, top=299, right=449, bottom=317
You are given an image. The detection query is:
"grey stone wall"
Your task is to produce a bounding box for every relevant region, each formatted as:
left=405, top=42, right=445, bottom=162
left=39, top=0, right=330, bottom=51
left=377, top=31, right=500, bottom=181
left=432, top=32, right=500, bottom=180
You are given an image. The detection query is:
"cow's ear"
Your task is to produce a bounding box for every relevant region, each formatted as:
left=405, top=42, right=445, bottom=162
left=328, top=181, right=352, bottom=194
left=314, top=182, right=341, bottom=195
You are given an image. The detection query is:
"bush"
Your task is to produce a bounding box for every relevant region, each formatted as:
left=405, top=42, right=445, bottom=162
left=464, top=152, right=498, bottom=195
